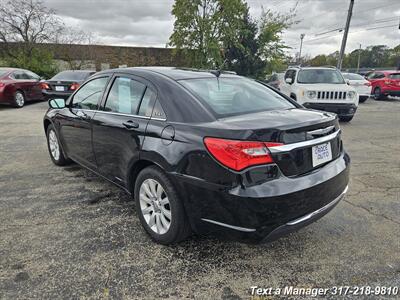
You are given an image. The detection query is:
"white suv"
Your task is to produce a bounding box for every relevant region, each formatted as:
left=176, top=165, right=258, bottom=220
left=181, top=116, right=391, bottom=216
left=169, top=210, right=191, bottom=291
left=280, top=67, right=359, bottom=122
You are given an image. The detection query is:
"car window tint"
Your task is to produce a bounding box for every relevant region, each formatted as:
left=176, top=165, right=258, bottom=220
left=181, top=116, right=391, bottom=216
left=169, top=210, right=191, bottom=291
left=104, top=77, right=146, bottom=114
left=72, top=77, right=108, bottom=110
left=138, top=87, right=157, bottom=117
left=12, top=71, right=27, bottom=80
left=389, top=73, right=400, bottom=79
left=51, top=71, right=93, bottom=81
left=151, top=100, right=166, bottom=119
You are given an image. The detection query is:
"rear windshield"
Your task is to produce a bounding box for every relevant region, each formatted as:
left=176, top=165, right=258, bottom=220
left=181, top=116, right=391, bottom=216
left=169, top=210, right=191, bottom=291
left=342, top=73, right=364, bottom=80
left=179, top=77, right=295, bottom=118
left=51, top=71, right=93, bottom=81
left=389, top=73, right=400, bottom=79
left=0, top=70, right=9, bottom=77
left=298, top=69, right=345, bottom=84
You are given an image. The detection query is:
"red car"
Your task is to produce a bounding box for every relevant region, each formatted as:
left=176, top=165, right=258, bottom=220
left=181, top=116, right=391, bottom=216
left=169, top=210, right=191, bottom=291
left=0, top=67, right=45, bottom=108
left=366, top=70, right=400, bottom=100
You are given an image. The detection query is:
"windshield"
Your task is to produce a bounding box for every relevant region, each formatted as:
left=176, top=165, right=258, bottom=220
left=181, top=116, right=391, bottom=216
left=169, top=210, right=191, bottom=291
left=51, top=71, right=92, bottom=81
left=179, top=77, right=295, bottom=118
left=297, top=69, right=345, bottom=84
left=342, top=73, right=364, bottom=80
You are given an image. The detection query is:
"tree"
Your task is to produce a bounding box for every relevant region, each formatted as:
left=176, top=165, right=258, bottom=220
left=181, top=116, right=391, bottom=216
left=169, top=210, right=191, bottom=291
left=169, top=0, right=249, bottom=68
left=0, top=0, right=63, bottom=76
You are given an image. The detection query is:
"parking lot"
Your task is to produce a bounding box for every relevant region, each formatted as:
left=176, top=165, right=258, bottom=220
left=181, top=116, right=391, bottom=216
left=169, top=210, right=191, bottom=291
left=0, top=98, right=399, bottom=299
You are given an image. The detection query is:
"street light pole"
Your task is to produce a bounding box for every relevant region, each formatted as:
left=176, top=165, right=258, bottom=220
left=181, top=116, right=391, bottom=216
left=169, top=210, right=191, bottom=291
left=357, top=44, right=361, bottom=73
left=337, top=0, right=354, bottom=70
left=299, top=33, right=305, bottom=64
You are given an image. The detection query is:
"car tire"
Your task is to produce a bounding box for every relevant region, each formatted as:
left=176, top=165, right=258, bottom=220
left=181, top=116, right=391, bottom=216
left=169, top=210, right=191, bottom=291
left=339, top=116, right=353, bottom=122
left=13, top=90, right=25, bottom=108
left=46, top=124, right=70, bottom=166
left=373, top=87, right=386, bottom=101
left=134, top=166, right=191, bottom=244
left=359, top=96, right=368, bottom=103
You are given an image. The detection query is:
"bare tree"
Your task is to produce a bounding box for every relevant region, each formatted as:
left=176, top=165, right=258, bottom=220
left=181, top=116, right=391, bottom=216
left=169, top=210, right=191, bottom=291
left=57, top=28, right=98, bottom=70
left=0, top=0, right=63, bottom=59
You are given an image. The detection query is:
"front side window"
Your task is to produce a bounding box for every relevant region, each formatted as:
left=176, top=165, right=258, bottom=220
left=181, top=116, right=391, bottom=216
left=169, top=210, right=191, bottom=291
left=180, top=77, right=295, bottom=118
left=297, top=69, right=345, bottom=84
left=72, top=77, right=109, bottom=110
left=104, top=77, right=146, bottom=114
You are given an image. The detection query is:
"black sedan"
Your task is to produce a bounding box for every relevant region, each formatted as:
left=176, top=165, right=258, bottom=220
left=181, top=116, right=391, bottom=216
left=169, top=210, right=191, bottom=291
left=42, top=70, right=96, bottom=100
left=43, top=67, right=350, bottom=244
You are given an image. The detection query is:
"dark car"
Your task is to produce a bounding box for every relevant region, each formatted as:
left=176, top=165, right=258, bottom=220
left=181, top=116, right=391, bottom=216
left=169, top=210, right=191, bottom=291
left=265, top=72, right=284, bottom=90
left=42, top=70, right=96, bottom=100
left=43, top=67, right=350, bottom=244
left=0, top=67, right=45, bottom=108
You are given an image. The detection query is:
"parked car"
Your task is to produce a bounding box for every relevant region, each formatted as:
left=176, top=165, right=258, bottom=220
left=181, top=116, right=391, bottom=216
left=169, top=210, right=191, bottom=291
left=342, top=72, right=371, bottom=103
left=265, top=72, right=284, bottom=90
left=42, top=70, right=96, bottom=100
left=43, top=67, right=350, bottom=244
left=280, top=66, right=359, bottom=122
left=365, top=70, right=400, bottom=100
left=0, top=67, right=45, bottom=108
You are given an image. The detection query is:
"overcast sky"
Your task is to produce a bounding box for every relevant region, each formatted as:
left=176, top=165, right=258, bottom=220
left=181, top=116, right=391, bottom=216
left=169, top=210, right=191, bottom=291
left=43, top=0, right=400, bottom=57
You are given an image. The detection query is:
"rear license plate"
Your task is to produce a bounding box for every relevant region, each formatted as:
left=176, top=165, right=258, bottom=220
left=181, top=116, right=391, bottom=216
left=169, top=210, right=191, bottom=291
left=55, top=86, right=64, bottom=91
left=312, top=142, right=332, bottom=167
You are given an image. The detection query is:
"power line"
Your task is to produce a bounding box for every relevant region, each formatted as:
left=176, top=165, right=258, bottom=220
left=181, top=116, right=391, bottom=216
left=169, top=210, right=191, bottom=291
left=354, top=1, right=399, bottom=14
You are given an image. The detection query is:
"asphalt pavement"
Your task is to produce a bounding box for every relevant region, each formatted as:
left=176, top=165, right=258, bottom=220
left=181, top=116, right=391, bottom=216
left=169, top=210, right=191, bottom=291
left=0, top=98, right=399, bottom=299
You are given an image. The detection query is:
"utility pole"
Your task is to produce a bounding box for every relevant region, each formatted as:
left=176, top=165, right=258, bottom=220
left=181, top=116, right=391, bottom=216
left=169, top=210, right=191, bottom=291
left=299, top=33, right=305, bottom=65
left=337, top=0, right=354, bottom=70
left=357, top=44, right=361, bottom=73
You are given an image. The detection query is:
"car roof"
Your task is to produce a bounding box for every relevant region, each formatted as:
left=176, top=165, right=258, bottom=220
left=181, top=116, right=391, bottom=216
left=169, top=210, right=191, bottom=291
left=59, top=70, right=95, bottom=73
left=95, top=66, right=239, bottom=81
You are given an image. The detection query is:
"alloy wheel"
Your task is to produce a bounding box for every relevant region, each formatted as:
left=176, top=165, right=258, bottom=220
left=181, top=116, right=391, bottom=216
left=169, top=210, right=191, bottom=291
left=15, top=92, right=25, bottom=107
left=139, top=178, right=171, bottom=235
left=48, top=130, right=60, bottom=161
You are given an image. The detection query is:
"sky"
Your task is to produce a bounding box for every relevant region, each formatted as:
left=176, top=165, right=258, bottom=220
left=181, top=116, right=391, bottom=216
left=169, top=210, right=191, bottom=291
left=43, top=0, right=400, bottom=58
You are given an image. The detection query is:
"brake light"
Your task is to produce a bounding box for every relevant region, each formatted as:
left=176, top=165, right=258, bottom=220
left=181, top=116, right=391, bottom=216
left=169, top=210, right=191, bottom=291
left=204, top=137, right=283, bottom=171
left=69, top=83, right=80, bottom=90
left=40, top=82, right=50, bottom=89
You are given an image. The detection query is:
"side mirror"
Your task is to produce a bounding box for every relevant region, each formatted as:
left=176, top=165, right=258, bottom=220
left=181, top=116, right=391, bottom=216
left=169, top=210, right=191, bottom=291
left=49, top=98, right=65, bottom=109
left=285, top=78, right=293, bottom=84
left=346, top=79, right=350, bottom=85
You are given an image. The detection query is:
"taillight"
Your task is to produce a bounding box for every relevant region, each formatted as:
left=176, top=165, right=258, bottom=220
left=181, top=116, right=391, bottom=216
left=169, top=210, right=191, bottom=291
left=204, top=137, right=283, bottom=171
left=69, top=83, right=80, bottom=90
left=40, top=82, right=50, bottom=89
left=0, top=82, right=5, bottom=88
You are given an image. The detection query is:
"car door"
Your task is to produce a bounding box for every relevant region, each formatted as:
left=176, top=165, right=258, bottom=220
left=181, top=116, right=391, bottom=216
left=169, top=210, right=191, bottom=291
left=24, top=70, right=43, bottom=100
left=59, top=76, right=110, bottom=169
left=91, top=74, right=157, bottom=187
left=11, top=71, right=33, bottom=99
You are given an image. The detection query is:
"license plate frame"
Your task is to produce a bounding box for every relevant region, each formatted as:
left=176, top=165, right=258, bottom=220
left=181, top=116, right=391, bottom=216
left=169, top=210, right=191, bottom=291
left=312, top=142, right=333, bottom=167
left=55, top=86, right=64, bottom=91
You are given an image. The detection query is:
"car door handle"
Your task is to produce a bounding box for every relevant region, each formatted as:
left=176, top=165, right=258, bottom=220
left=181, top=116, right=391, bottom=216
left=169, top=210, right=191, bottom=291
left=122, top=120, right=139, bottom=129
left=76, top=110, right=90, bottom=120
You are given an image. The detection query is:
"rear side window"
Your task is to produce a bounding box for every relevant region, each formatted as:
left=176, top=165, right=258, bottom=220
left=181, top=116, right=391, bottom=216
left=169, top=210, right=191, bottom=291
left=389, top=73, right=400, bottom=79
left=138, top=88, right=157, bottom=117
left=51, top=71, right=93, bottom=81
left=180, top=77, right=295, bottom=118
left=72, top=77, right=109, bottom=110
left=104, top=77, right=146, bottom=114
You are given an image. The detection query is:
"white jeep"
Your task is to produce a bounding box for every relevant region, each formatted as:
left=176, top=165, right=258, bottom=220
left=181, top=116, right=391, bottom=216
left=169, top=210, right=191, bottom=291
left=280, top=66, right=359, bottom=122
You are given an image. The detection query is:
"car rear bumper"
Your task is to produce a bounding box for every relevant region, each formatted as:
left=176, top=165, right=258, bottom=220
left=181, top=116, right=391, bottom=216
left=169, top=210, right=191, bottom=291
left=171, top=151, right=350, bottom=243
left=42, top=90, right=73, bottom=100
left=303, top=103, right=357, bottom=117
